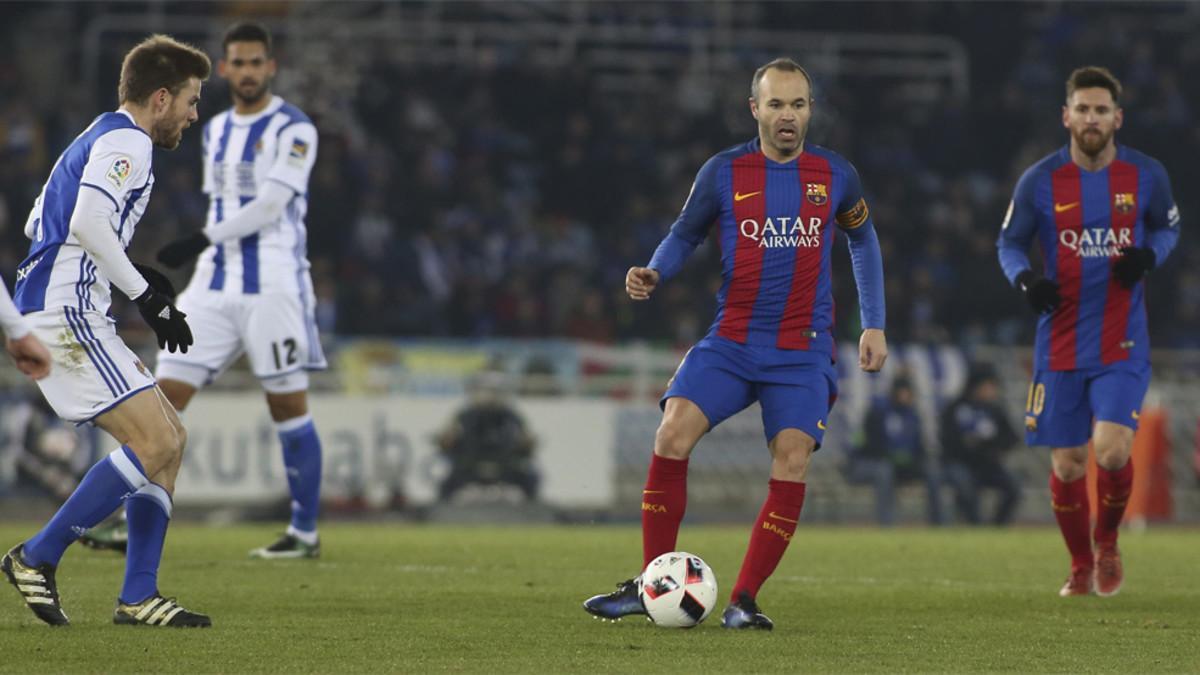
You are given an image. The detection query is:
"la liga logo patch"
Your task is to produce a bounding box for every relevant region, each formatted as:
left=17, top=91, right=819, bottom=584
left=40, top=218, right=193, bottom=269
left=289, top=139, right=309, bottom=159
left=106, top=156, right=133, bottom=189
left=287, top=138, right=310, bottom=167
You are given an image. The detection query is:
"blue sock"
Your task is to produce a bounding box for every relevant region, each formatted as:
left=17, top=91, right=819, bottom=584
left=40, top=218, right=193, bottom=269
left=120, top=483, right=171, bottom=605
left=278, top=415, right=322, bottom=534
left=24, top=446, right=148, bottom=567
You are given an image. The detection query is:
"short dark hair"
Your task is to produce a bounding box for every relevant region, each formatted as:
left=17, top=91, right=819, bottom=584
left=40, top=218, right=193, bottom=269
left=1066, top=66, right=1122, bottom=105
left=119, top=34, right=211, bottom=105
left=751, top=58, right=813, bottom=101
left=223, top=21, right=273, bottom=56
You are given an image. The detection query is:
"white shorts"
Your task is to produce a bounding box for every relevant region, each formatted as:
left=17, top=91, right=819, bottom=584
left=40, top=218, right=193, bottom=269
left=26, top=307, right=156, bottom=423
left=154, top=288, right=326, bottom=394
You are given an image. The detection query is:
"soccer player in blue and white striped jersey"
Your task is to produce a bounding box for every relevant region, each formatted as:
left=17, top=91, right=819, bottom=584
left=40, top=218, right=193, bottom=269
left=3, top=35, right=212, bottom=628
left=153, top=22, right=326, bottom=559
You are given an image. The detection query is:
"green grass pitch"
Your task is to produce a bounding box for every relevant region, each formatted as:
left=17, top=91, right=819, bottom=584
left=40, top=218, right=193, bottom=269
left=0, top=524, right=1196, bottom=673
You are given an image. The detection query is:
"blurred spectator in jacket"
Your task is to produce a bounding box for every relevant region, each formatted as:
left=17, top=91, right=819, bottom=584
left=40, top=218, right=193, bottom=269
left=845, top=376, right=945, bottom=526
left=939, top=364, right=1022, bottom=525
left=435, top=371, right=538, bottom=502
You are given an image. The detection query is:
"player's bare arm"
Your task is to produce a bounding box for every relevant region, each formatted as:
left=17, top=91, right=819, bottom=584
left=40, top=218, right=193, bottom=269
left=858, top=328, right=887, bottom=372
left=625, top=267, right=660, bottom=301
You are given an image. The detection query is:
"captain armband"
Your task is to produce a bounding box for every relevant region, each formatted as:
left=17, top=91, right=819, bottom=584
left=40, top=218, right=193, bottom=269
left=836, top=198, right=870, bottom=229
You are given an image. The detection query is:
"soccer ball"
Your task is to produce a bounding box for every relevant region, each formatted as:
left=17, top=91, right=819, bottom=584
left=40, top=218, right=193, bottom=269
left=639, top=552, right=718, bottom=628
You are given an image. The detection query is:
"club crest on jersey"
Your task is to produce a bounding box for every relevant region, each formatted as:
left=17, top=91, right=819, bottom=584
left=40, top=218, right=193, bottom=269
left=805, top=182, right=828, bottom=206
left=106, top=156, right=132, bottom=189
left=1113, top=192, right=1135, bottom=214
left=739, top=217, right=823, bottom=248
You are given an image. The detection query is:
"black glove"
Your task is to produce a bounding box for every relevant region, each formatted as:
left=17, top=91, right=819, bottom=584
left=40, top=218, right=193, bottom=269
left=132, top=263, right=177, bottom=300
left=1112, top=246, right=1156, bottom=288
left=156, top=231, right=211, bottom=269
left=135, top=287, right=192, bottom=353
left=1015, top=270, right=1061, bottom=314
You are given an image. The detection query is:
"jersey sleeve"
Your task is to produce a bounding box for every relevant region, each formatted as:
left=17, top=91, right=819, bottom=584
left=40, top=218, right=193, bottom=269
left=1144, top=157, right=1181, bottom=267
left=996, top=166, right=1040, bottom=286
left=834, top=160, right=871, bottom=230
left=79, top=129, right=153, bottom=211
left=647, top=155, right=721, bottom=282
left=834, top=158, right=885, bottom=329
left=265, top=122, right=318, bottom=195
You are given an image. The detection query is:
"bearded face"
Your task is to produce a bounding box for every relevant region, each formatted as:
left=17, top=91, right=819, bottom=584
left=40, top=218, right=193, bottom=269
left=220, top=41, right=276, bottom=109
left=151, top=79, right=201, bottom=150
left=1062, top=87, right=1122, bottom=159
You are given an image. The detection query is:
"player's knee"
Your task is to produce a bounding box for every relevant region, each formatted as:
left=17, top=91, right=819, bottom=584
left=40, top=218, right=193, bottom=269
left=1092, top=423, right=1133, bottom=470
left=653, top=421, right=697, bottom=460
left=770, top=432, right=815, bottom=479
left=146, top=420, right=188, bottom=468
left=266, top=392, right=308, bottom=423
left=1050, top=451, right=1087, bottom=481
left=1093, top=442, right=1131, bottom=471
left=772, top=446, right=812, bottom=480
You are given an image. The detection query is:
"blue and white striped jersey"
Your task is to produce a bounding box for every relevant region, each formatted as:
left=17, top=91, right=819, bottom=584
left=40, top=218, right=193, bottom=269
left=189, top=95, right=318, bottom=296
left=14, top=111, right=154, bottom=316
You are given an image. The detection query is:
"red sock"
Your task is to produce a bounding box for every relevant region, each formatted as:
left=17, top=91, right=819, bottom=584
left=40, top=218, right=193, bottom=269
left=731, top=479, right=805, bottom=602
left=641, top=455, right=689, bottom=569
left=1049, top=473, right=1092, bottom=572
left=1094, top=459, right=1133, bottom=546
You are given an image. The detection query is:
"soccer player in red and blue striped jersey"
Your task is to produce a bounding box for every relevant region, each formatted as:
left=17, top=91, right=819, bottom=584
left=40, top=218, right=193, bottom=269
left=997, top=67, right=1180, bottom=599
left=584, top=58, right=887, bottom=630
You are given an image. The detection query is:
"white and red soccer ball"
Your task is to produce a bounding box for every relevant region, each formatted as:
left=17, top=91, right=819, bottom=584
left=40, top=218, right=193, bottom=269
left=639, top=552, right=718, bottom=628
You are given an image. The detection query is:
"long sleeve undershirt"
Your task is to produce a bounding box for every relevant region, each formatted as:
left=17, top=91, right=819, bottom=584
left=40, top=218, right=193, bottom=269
left=844, top=220, right=886, bottom=329
left=202, top=179, right=293, bottom=243
left=0, top=280, right=29, bottom=338
left=70, top=185, right=149, bottom=300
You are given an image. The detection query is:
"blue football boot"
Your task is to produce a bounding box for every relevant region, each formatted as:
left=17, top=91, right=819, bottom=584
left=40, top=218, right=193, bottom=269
left=583, top=577, right=646, bottom=622
left=721, top=591, right=774, bottom=630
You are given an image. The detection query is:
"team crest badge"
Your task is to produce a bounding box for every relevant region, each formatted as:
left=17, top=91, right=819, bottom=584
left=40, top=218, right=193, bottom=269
left=806, top=182, right=828, bottom=206
left=1113, top=192, right=1135, bottom=214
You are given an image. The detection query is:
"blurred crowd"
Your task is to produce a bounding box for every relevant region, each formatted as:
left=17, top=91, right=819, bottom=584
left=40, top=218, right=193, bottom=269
left=2, top=2, right=1199, bottom=350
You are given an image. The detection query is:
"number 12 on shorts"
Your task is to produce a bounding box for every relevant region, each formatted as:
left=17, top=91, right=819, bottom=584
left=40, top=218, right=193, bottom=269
left=272, top=338, right=299, bottom=370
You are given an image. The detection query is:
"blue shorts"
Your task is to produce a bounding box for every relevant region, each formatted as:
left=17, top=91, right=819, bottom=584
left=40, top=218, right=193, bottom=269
left=660, top=336, right=839, bottom=446
left=1023, top=360, right=1150, bottom=448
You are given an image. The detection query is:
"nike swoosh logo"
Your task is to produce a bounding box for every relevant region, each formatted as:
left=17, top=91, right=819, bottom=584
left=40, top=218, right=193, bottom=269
left=1054, top=202, right=1079, bottom=213
left=817, top=420, right=827, bottom=430
left=643, top=490, right=665, bottom=495
left=768, top=511, right=798, bottom=524
left=734, top=191, right=762, bottom=202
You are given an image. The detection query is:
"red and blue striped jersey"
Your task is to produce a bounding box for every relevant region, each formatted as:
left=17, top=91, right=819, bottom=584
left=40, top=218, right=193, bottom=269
left=998, top=145, right=1181, bottom=371
left=649, top=139, right=884, bottom=356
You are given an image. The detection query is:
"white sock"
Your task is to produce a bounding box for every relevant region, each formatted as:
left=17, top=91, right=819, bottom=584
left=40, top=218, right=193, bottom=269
left=286, top=524, right=318, bottom=545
